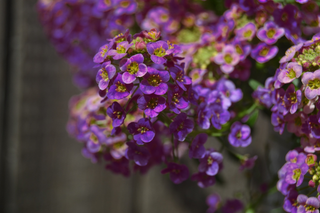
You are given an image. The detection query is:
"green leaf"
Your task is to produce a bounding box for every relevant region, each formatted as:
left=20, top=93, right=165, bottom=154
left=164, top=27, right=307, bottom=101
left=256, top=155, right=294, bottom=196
left=249, top=79, right=263, bottom=91
left=246, top=110, right=259, bottom=127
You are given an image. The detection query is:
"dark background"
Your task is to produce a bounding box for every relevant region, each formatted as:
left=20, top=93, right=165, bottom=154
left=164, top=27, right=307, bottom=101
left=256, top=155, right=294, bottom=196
left=0, top=1, right=288, bottom=212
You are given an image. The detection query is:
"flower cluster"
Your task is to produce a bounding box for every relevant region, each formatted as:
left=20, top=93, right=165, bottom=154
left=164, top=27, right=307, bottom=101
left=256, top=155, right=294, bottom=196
left=37, top=0, right=211, bottom=88
left=39, top=0, right=320, bottom=212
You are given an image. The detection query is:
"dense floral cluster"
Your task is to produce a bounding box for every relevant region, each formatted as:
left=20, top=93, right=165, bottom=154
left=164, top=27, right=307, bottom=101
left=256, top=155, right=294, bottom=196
left=39, top=0, right=320, bottom=212
left=37, top=0, right=209, bottom=88
left=253, top=33, right=320, bottom=212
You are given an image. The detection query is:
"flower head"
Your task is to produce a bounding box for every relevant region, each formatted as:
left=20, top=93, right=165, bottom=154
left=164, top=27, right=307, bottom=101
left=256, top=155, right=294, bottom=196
left=147, top=41, right=169, bottom=64
left=140, top=67, right=170, bottom=95
left=137, top=94, right=166, bottom=118
left=257, top=21, right=285, bottom=45
left=302, top=70, right=320, bottom=100
left=120, top=54, right=148, bottom=84
left=228, top=122, right=252, bottom=147
left=169, top=113, right=194, bottom=141
left=127, top=118, right=155, bottom=145
left=107, top=73, right=133, bottom=100
left=106, top=102, right=126, bottom=127
left=161, top=163, right=189, bottom=184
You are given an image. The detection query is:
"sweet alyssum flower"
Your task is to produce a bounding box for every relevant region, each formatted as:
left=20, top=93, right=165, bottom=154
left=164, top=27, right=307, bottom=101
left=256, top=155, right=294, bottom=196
left=169, top=113, right=194, bottom=142
left=140, top=67, right=170, bottom=95
left=302, top=70, right=320, bottom=100
left=277, top=62, right=302, bottom=84
left=214, top=45, right=240, bottom=73
left=189, top=133, right=207, bottom=159
left=106, top=102, right=126, bottom=127
left=125, top=141, right=150, bottom=166
left=96, top=63, right=116, bottom=90
left=137, top=94, right=166, bottom=118
left=161, top=162, right=189, bottom=184
left=198, top=150, right=223, bottom=176
left=128, top=118, right=155, bottom=145
left=228, top=122, right=252, bottom=147
left=107, top=73, right=133, bottom=100
left=251, top=42, right=278, bottom=63
left=257, top=21, right=285, bottom=45
left=147, top=40, right=169, bottom=64
left=120, top=54, right=148, bottom=84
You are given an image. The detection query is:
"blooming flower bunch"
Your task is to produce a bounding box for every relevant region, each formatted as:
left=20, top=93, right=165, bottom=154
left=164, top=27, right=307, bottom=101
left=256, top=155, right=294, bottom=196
left=37, top=0, right=210, bottom=88
left=38, top=0, right=320, bottom=212
left=252, top=32, right=320, bottom=211
left=37, top=0, right=137, bottom=88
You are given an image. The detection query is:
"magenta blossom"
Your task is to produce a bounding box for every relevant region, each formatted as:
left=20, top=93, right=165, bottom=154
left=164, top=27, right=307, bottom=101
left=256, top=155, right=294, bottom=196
left=161, top=162, right=189, bottom=184
left=278, top=62, right=302, bottom=84
left=257, top=21, right=285, bottom=45
left=214, top=45, right=240, bottom=73
left=302, top=70, right=320, bottom=100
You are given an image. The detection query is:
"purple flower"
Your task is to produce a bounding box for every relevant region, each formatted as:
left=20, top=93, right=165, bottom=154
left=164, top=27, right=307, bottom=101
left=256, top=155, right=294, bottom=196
left=285, top=84, right=302, bottom=114
left=211, top=104, right=230, bottom=130
left=107, top=73, right=133, bottom=100
left=257, top=21, right=285, bottom=45
left=302, top=70, right=320, bottom=100
left=169, top=113, right=194, bottom=141
left=199, top=150, right=223, bottom=176
left=251, top=43, right=278, bottom=63
left=106, top=102, right=126, bottom=127
left=137, top=94, right=166, bottom=118
left=127, top=118, right=155, bottom=145
left=169, top=65, right=192, bottom=91
left=253, top=86, right=272, bottom=108
left=192, top=172, right=216, bottom=188
left=140, top=67, right=170, bottom=95
left=232, top=41, right=251, bottom=61
left=105, top=156, right=130, bottom=177
left=216, top=79, right=243, bottom=103
left=168, top=86, right=189, bottom=114
left=214, top=45, right=240, bottom=73
left=197, top=104, right=212, bottom=129
left=93, top=40, right=114, bottom=63
left=283, top=189, right=298, bottom=213
left=189, top=133, right=207, bottom=159
left=280, top=43, right=303, bottom=64
left=271, top=112, right=285, bottom=134
left=108, top=41, right=132, bottom=60
left=120, top=54, right=147, bottom=84
left=304, top=115, right=320, bottom=139
left=114, top=0, right=137, bottom=16
left=147, top=41, right=169, bottom=64
left=206, top=193, right=220, bottom=213
left=221, top=199, right=244, bottom=213
left=235, top=22, right=256, bottom=41
left=87, top=125, right=106, bottom=153
left=125, top=142, right=150, bottom=166
left=96, top=63, right=116, bottom=90
left=161, top=163, right=189, bottom=184
left=228, top=122, right=252, bottom=147
left=240, top=156, right=258, bottom=171
left=285, top=153, right=308, bottom=186
left=278, top=62, right=303, bottom=84
left=273, top=4, right=298, bottom=29
left=297, top=195, right=320, bottom=213
left=206, top=90, right=231, bottom=110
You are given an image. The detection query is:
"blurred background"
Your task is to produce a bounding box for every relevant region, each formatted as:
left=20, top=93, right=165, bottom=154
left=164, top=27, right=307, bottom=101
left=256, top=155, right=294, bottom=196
left=0, top=1, right=289, bottom=213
